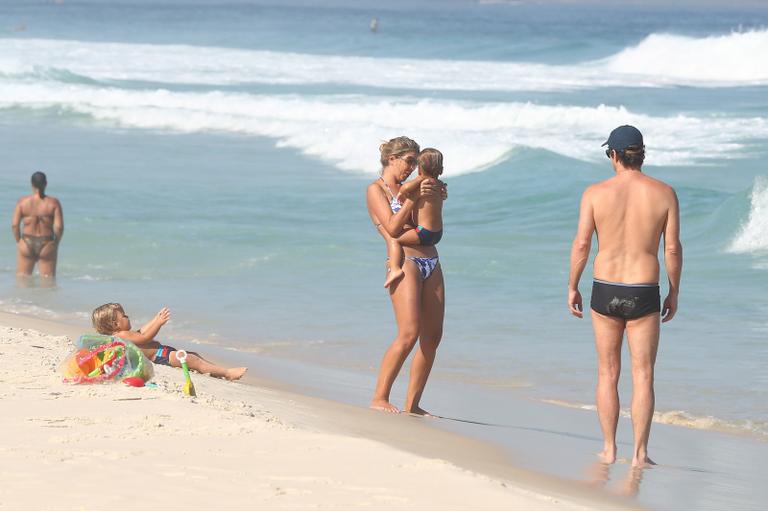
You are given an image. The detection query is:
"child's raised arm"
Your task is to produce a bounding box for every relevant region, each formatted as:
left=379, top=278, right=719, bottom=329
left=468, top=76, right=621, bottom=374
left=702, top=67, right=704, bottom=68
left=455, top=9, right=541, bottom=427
left=137, top=307, right=170, bottom=334
left=120, top=308, right=170, bottom=345
left=396, top=176, right=426, bottom=203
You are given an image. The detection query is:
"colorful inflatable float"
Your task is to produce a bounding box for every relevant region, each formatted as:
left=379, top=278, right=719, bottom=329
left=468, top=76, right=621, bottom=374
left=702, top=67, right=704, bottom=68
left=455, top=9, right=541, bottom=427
left=61, top=334, right=154, bottom=384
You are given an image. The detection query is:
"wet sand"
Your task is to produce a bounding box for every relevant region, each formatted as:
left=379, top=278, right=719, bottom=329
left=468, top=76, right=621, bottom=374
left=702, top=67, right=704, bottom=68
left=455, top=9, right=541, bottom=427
left=0, top=311, right=638, bottom=511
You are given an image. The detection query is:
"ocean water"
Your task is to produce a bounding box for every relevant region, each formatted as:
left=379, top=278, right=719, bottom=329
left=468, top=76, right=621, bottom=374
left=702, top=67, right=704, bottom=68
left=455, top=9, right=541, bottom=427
left=0, top=0, right=767, bottom=497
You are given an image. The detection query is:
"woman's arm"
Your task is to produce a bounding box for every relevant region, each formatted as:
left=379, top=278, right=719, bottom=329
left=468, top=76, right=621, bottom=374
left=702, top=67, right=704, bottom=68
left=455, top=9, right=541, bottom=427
left=11, top=199, right=22, bottom=243
left=366, top=183, right=416, bottom=237
left=53, top=198, right=64, bottom=242
left=419, top=178, right=447, bottom=201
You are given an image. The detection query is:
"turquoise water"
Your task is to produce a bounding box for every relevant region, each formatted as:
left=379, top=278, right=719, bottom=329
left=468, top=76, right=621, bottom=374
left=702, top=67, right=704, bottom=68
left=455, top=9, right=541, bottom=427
left=1, top=0, right=767, bottom=472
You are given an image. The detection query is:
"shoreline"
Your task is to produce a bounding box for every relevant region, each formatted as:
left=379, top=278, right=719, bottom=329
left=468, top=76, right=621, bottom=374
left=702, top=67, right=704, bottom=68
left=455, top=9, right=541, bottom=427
left=203, top=333, right=768, bottom=444
left=0, top=310, right=640, bottom=510
left=3, top=311, right=768, bottom=509
left=3, top=289, right=761, bottom=444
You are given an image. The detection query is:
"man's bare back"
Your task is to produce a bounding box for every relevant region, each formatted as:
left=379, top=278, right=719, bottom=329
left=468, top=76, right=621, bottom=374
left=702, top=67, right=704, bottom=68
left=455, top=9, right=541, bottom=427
left=587, top=171, right=677, bottom=284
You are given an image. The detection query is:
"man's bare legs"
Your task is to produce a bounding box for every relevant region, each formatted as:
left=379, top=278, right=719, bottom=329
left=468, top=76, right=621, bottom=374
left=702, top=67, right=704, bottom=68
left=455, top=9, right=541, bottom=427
left=371, top=265, right=421, bottom=413
left=405, top=264, right=444, bottom=415
left=592, top=311, right=625, bottom=464
left=626, top=313, right=660, bottom=467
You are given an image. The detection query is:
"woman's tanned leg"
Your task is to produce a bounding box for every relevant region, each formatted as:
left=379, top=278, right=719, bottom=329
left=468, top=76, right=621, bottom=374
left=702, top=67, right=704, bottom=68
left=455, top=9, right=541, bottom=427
left=371, top=263, right=422, bottom=413
left=405, top=264, right=444, bottom=415
left=15, top=240, right=35, bottom=277
left=38, top=240, right=58, bottom=281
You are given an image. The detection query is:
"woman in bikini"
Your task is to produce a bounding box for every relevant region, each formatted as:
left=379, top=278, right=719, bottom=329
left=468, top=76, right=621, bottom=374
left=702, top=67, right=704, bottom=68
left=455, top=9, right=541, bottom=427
left=366, top=136, right=446, bottom=415
left=12, top=172, right=64, bottom=280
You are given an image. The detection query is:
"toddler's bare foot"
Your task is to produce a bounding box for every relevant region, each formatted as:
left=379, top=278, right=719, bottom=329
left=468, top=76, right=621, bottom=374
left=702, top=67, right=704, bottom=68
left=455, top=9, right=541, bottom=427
left=384, top=268, right=405, bottom=288
left=225, top=367, right=248, bottom=381
left=370, top=399, right=400, bottom=413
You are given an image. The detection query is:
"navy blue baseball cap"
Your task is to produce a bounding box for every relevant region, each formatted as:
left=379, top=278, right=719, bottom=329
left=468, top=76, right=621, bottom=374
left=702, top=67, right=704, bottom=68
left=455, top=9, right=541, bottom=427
left=601, top=125, right=643, bottom=151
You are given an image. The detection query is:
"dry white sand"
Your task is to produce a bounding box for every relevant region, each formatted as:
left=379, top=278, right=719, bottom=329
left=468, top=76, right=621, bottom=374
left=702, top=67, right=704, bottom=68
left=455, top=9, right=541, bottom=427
left=0, top=315, right=639, bottom=510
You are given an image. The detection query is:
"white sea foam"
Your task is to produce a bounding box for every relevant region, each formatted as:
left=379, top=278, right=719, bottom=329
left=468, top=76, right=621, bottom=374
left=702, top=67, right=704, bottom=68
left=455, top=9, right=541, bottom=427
left=1, top=31, right=768, bottom=91
left=0, top=299, right=63, bottom=320
left=729, top=177, right=768, bottom=254
left=0, top=79, right=766, bottom=175
left=542, top=399, right=768, bottom=439
left=603, top=30, right=768, bottom=85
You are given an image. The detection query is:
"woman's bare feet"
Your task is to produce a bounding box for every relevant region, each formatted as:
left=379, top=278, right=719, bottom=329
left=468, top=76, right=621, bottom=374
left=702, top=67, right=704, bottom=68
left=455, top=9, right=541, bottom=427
left=384, top=268, right=405, bottom=288
left=370, top=399, right=400, bottom=413
left=225, top=367, right=248, bottom=381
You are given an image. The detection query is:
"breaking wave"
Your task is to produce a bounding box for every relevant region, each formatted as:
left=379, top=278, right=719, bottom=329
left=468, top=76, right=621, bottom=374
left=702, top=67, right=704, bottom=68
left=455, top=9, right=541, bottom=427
left=1, top=30, right=767, bottom=92
left=1, top=79, right=766, bottom=175
left=729, top=177, right=768, bottom=254
left=542, top=399, right=768, bottom=440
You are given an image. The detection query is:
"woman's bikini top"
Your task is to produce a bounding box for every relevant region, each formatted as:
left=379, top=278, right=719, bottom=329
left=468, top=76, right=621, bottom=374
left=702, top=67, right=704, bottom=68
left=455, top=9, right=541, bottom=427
left=379, top=177, right=402, bottom=213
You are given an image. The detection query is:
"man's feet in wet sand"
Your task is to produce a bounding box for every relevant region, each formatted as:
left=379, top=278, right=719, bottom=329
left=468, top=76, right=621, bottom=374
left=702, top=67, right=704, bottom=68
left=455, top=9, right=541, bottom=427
left=383, top=268, right=404, bottom=288
left=596, top=446, right=617, bottom=464
left=404, top=406, right=434, bottom=417
left=225, top=367, right=248, bottom=381
left=631, top=456, right=656, bottom=468
left=370, top=399, right=400, bottom=413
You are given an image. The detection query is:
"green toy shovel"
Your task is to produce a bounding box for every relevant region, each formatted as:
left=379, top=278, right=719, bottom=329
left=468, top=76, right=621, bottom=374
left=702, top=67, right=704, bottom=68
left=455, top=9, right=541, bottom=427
left=175, top=350, right=197, bottom=397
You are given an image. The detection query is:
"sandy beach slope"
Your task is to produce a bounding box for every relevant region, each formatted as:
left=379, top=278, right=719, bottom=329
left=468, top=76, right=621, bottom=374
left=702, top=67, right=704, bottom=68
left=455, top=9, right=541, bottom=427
left=0, top=313, right=641, bottom=511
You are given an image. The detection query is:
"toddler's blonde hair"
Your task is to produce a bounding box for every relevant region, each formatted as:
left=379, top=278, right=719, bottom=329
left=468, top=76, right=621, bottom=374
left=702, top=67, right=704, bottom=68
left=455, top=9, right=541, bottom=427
left=91, top=302, right=125, bottom=335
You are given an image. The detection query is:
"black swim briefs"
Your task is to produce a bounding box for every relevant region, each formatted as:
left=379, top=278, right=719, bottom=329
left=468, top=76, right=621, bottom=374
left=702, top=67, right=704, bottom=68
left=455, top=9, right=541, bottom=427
left=590, top=279, right=660, bottom=320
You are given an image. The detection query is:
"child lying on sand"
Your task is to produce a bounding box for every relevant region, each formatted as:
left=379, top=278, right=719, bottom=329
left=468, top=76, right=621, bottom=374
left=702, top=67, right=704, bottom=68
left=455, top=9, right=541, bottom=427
left=91, top=302, right=247, bottom=381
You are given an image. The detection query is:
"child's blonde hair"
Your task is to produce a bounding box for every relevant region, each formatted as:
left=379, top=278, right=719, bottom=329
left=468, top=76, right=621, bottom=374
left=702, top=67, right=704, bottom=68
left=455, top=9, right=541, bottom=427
left=91, top=302, right=125, bottom=335
left=418, top=148, right=443, bottom=178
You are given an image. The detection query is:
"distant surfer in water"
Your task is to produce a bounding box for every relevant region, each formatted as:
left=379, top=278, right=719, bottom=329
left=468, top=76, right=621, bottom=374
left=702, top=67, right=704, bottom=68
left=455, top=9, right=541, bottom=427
left=568, top=125, right=682, bottom=468
left=370, top=17, right=379, bottom=33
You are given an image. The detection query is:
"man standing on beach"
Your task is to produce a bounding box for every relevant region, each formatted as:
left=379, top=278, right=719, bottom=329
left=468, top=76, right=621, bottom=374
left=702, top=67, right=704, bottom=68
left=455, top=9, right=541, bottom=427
left=567, top=126, right=682, bottom=467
